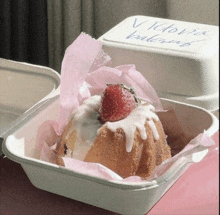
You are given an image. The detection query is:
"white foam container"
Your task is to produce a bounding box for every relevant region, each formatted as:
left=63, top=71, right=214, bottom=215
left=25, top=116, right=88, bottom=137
left=98, top=16, right=219, bottom=111
left=0, top=58, right=60, bottom=155
left=2, top=93, right=219, bottom=215
left=1, top=17, right=219, bottom=214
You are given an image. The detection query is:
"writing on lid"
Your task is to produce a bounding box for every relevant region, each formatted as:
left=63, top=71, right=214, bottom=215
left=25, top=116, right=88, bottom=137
left=103, top=16, right=219, bottom=54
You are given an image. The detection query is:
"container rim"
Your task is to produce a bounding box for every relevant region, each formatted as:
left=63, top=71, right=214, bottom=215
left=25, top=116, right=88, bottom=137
left=2, top=97, right=219, bottom=190
left=0, top=58, right=61, bottom=138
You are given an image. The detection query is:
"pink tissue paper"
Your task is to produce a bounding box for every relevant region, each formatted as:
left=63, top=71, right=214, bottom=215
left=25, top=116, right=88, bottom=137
left=36, top=32, right=215, bottom=183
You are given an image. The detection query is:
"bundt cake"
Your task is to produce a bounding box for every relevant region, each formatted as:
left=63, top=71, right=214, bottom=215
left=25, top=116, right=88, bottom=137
left=56, top=84, right=171, bottom=179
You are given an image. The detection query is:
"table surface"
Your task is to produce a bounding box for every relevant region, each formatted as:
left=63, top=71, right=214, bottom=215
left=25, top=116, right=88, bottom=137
left=1, top=132, right=218, bottom=215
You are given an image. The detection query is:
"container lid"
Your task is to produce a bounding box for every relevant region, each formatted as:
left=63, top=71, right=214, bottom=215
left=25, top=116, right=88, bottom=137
left=0, top=58, right=60, bottom=139
left=98, top=16, right=219, bottom=111
left=102, top=15, right=219, bottom=57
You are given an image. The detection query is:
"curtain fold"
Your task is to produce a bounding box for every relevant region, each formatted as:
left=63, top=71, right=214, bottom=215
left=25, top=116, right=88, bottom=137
left=47, top=0, right=168, bottom=72
left=0, top=0, right=48, bottom=66
left=0, top=0, right=12, bottom=59
left=0, top=0, right=218, bottom=73
left=93, top=0, right=168, bottom=38
left=47, top=0, right=83, bottom=72
left=47, top=0, right=64, bottom=73
left=11, top=0, right=29, bottom=61
left=0, top=0, right=168, bottom=72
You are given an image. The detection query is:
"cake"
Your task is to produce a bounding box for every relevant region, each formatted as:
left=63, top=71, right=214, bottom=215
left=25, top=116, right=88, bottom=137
left=56, top=84, right=171, bottom=179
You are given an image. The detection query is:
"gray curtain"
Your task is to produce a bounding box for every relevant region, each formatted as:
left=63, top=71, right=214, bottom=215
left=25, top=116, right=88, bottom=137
left=47, top=0, right=168, bottom=72
left=0, top=0, right=48, bottom=66
left=1, top=0, right=218, bottom=73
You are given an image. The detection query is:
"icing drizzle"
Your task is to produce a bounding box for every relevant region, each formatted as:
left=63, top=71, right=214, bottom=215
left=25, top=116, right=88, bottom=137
left=64, top=95, right=102, bottom=160
left=66, top=95, right=160, bottom=156
left=98, top=104, right=159, bottom=152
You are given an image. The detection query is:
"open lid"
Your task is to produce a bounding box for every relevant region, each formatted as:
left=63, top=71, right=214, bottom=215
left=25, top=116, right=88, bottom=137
left=0, top=58, right=60, bottom=144
left=98, top=16, right=219, bottom=111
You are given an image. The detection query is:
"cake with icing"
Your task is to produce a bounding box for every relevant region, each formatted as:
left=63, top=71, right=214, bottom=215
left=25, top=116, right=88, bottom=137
left=56, top=84, right=171, bottom=179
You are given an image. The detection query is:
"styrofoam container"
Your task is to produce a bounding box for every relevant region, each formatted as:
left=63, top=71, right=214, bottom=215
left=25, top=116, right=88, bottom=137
left=98, top=16, right=219, bottom=111
left=0, top=58, right=60, bottom=155
left=2, top=94, right=219, bottom=215
left=1, top=18, right=219, bottom=214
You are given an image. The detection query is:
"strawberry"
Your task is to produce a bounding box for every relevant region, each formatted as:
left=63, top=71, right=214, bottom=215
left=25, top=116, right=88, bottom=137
left=99, top=84, right=138, bottom=122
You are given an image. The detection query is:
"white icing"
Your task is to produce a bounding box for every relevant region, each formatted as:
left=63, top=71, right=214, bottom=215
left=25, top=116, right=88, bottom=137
left=64, top=95, right=102, bottom=160
left=64, top=95, right=160, bottom=157
left=98, top=104, right=159, bottom=152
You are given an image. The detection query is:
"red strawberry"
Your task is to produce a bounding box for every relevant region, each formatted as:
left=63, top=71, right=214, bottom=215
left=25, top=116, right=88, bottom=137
left=99, top=84, right=138, bottom=122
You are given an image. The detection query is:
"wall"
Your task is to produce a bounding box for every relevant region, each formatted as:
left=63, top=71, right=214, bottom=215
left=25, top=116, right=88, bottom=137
left=167, top=0, right=219, bottom=25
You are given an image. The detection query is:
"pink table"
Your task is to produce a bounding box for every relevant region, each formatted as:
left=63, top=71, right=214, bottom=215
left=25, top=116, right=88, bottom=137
left=1, top=132, right=218, bottom=215
left=148, top=132, right=219, bottom=215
